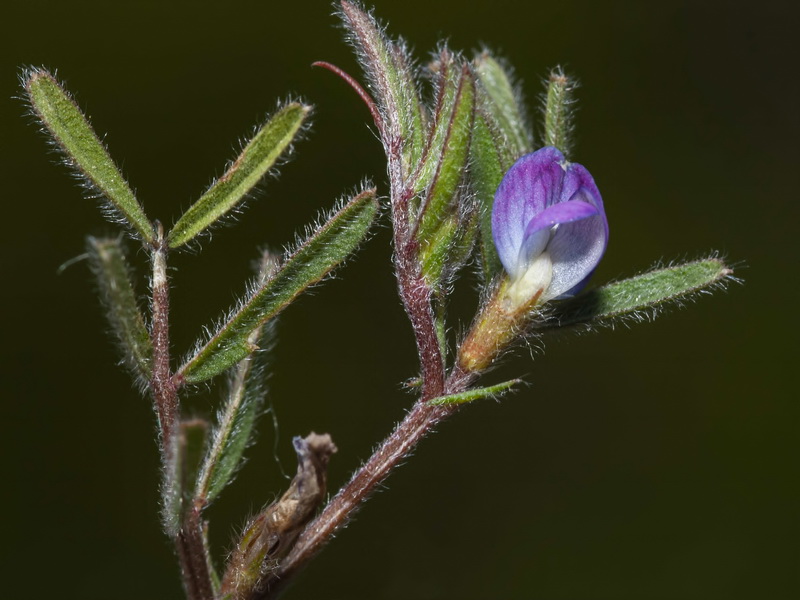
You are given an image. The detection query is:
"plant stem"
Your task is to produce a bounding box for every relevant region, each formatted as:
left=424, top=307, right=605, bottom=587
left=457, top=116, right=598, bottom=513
left=389, top=146, right=446, bottom=399
left=177, top=505, right=216, bottom=600
left=150, top=231, right=178, bottom=456
left=397, top=268, right=446, bottom=396
left=149, top=226, right=214, bottom=600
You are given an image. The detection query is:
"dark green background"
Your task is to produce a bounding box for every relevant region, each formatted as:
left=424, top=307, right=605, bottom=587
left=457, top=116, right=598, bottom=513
left=2, top=1, right=797, bottom=598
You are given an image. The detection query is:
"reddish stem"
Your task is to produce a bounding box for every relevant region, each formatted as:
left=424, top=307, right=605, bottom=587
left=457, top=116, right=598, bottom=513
left=150, top=229, right=179, bottom=480
left=312, top=61, right=385, bottom=138
left=177, top=506, right=216, bottom=600
left=149, top=227, right=214, bottom=600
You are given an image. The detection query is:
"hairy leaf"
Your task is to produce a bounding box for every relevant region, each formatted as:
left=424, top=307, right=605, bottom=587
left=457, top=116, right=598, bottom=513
left=24, top=68, right=155, bottom=242
left=470, top=109, right=514, bottom=280
left=428, top=379, right=522, bottom=405
left=536, top=258, right=734, bottom=330
left=86, top=236, right=152, bottom=386
left=179, top=188, right=379, bottom=384
left=195, top=253, right=279, bottom=506
left=473, top=53, right=531, bottom=158
left=415, top=62, right=475, bottom=245
left=542, top=67, right=576, bottom=159
left=168, top=103, right=310, bottom=248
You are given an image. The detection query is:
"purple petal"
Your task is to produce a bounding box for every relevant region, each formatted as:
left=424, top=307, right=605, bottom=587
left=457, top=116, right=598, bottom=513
left=491, top=147, right=609, bottom=299
left=546, top=187, right=608, bottom=299
left=518, top=198, right=599, bottom=275
left=522, top=198, right=600, bottom=238
left=492, top=147, right=567, bottom=275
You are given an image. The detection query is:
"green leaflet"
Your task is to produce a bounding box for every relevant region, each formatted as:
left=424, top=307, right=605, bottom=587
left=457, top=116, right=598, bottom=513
left=419, top=201, right=479, bottom=290
left=415, top=63, right=475, bottom=246
left=542, top=68, right=576, bottom=159
left=537, top=258, right=733, bottom=330
left=86, top=237, right=153, bottom=384
left=470, top=108, right=514, bottom=280
left=389, top=42, right=427, bottom=172
left=413, top=51, right=460, bottom=200
left=197, top=327, right=271, bottom=506
left=179, top=189, right=379, bottom=384
left=163, top=419, right=210, bottom=540
left=473, top=53, right=531, bottom=158
left=339, top=1, right=426, bottom=175
left=428, top=379, right=522, bottom=405
left=24, top=69, right=155, bottom=243
left=419, top=214, right=460, bottom=288
left=168, top=103, right=310, bottom=248
left=470, top=52, right=530, bottom=280
left=195, top=254, right=279, bottom=506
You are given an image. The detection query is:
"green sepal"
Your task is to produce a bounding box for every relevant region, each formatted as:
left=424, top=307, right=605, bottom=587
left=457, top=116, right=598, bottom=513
left=473, top=52, right=531, bottom=158
left=168, top=103, right=310, bottom=248
left=542, top=67, right=576, bottom=159
left=86, top=236, right=153, bottom=386
left=179, top=188, right=379, bottom=384
left=415, top=63, right=476, bottom=246
left=195, top=253, right=279, bottom=506
left=536, top=258, right=734, bottom=330
left=428, top=379, right=522, bottom=406
left=24, top=69, right=155, bottom=243
left=339, top=1, right=426, bottom=176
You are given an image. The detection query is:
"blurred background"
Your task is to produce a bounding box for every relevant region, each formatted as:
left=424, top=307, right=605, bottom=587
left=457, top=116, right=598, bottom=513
left=2, top=1, right=797, bottom=598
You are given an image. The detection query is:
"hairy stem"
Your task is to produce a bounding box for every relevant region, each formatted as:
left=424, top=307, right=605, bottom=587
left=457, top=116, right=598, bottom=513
left=397, top=268, right=446, bottom=396
left=150, top=233, right=178, bottom=454
left=177, top=505, right=216, bottom=600
left=389, top=142, right=446, bottom=399
left=149, top=227, right=214, bottom=600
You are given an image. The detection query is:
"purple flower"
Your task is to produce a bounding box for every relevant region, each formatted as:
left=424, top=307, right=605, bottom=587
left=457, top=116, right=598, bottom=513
left=492, top=146, right=608, bottom=305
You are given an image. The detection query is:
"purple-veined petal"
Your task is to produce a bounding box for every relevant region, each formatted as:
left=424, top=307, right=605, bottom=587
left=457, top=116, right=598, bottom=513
left=491, top=146, right=609, bottom=301
left=492, top=147, right=567, bottom=275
